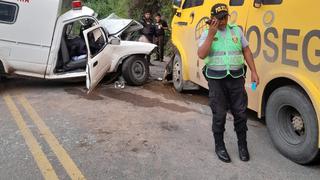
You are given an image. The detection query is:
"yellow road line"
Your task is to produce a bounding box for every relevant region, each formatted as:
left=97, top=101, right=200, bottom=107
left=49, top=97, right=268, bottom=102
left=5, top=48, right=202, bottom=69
left=18, top=95, right=86, bottom=180
left=3, top=95, right=59, bottom=180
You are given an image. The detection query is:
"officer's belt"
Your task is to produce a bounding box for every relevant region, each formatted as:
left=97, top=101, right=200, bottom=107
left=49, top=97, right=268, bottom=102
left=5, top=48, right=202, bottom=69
left=207, top=65, right=244, bottom=71
left=209, top=50, right=242, bottom=57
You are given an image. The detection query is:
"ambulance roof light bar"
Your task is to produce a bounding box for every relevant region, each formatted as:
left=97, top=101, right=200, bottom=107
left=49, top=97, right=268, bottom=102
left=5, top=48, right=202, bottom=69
left=72, top=1, right=82, bottom=10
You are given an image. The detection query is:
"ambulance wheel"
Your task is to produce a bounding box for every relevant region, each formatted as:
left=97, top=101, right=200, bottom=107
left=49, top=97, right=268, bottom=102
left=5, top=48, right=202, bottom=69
left=172, top=53, right=184, bottom=92
left=122, top=55, right=149, bottom=86
left=0, top=74, right=6, bottom=81
left=266, top=86, right=320, bottom=164
left=0, top=62, right=6, bottom=81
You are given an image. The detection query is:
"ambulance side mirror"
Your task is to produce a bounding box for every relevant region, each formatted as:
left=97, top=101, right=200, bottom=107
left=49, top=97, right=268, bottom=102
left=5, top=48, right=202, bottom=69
left=253, top=0, right=262, bottom=8
left=109, top=37, right=120, bottom=45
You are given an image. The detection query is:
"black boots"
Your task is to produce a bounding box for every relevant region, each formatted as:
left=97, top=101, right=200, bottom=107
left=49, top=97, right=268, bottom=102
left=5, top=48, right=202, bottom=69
left=214, top=133, right=231, bottom=163
left=213, top=132, right=250, bottom=162
left=215, top=144, right=231, bottom=163
left=238, top=144, right=250, bottom=161
left=237, top=131, right=250, bottom=162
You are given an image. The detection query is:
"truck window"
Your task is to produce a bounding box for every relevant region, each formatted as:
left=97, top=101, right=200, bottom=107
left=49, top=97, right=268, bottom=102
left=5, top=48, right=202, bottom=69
left=262, top=0, right=282, bottom=5
left=87, top=28, right=107, bottom=58
left=182, top=0, right=204, bottom=9
left=173, top=0, right=182, bottom=7
left=0, top=2, right=18, bottom=24
left=230, top=0, right=244, bottom=6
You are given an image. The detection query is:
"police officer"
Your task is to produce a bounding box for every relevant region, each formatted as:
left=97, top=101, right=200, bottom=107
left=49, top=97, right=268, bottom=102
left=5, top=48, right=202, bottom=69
left=140, top=10, right=155, bottom=43
left=154, top=13, right=169, bottom=62
left=198, top=3, right=260, bottom=163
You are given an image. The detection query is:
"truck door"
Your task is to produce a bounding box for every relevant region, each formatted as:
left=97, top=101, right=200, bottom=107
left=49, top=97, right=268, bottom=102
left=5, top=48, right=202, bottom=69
left=83, top=25, right=113, bottom=93
left=245, top=0, right=283, bottom=111
left=173, top=0, right=205, bottom=85
left=227, top=0, right=256, bottom=109
left=228, top=0, right=251, bottom=30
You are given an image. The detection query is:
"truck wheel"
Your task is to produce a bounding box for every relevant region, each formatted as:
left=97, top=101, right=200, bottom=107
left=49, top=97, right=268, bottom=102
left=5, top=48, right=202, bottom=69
left=122, top=55, right=149, bottom=86
left=172, top=53, right=184, bottom=92
left=266, top=86, right=320, bottom=164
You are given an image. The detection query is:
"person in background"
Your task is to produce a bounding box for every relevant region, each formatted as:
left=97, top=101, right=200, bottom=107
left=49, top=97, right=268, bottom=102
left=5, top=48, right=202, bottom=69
left=139, top=10, right=155, bottom=43
left=154, top=13, right=169, bottom=62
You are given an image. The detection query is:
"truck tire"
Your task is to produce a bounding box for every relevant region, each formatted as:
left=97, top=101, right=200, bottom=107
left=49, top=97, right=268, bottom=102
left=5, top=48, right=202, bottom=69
left=121, top=55, right=149, bottom=86
left=172, top=53, right=184, bottom=92
left=266, top=86, right=320, bottom=164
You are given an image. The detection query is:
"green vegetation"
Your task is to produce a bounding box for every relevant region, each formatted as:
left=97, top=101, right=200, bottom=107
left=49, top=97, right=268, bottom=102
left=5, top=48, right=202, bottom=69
left=83, top=0, right=174, bottom=22
left=83, top=0, right=175, bottom=56
left=83, top=0, right=129, bottom=18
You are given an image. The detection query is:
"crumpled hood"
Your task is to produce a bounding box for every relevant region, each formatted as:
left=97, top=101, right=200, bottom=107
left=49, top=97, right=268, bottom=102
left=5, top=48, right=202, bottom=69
left=99, top=13, right=143, bottom=36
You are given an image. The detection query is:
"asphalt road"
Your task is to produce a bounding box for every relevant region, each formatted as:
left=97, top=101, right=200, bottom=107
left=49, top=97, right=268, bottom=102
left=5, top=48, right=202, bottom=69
left=0, top=60, right=319, bottom=180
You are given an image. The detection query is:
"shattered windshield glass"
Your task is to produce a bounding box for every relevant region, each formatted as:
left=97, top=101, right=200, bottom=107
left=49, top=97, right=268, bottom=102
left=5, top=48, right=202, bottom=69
left=99, top=13, right=142, bottom=36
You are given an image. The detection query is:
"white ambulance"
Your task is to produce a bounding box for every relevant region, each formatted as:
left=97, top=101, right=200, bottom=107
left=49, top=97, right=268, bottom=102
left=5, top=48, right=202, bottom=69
left=0, top=0, right=156, bottom=92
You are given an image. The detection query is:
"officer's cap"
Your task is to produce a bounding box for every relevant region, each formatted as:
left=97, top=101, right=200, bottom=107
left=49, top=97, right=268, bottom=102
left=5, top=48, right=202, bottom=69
left=211, top=3, right=229, bottom=20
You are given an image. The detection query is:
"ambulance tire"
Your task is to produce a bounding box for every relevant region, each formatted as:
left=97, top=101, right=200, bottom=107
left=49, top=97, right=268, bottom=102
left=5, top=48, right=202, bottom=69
left=0, top=74, right=6, bottom=81
left=266, top=86, right=320, bottom=164
left=122, top=55, right=149, bottom=86
left=0, top=62, right=5, bottom=81
left=172, top=53, right=184, bottom=92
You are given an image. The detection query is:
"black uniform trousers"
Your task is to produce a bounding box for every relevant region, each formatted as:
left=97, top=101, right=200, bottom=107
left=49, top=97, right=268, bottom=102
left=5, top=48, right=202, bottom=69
left=208, top=76, right=248, bottom=134
left=154, top=35, right=165, bottom=61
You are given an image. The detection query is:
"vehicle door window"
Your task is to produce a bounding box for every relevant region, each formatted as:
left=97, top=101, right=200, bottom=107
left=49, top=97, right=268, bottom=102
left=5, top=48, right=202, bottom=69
left=87, top=28, right=107, bottom=58
left=230, top=0, right=244, bottom=6
left=64, top=18, right=97, bottom=58
left=66, top=21, right=82, bottom=40
left=262, top=0, right=282, bottom=5
left=0, top=2, right=18, bottom=24
left=173, top=0, right=182, bottom=7
left=66, top=18, right=96, bottom=39
left=182, top=0, right=204, bottom=9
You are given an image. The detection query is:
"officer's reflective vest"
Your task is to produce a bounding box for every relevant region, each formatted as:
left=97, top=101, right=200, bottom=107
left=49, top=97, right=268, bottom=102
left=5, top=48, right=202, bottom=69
left=204, top=24, right=245, bottom=79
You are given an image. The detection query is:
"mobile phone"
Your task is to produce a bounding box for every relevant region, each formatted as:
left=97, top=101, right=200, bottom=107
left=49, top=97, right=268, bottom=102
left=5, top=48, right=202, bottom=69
left=205, top=19, right=216, bottom=25
left=251, top=82, right=257, bottom=91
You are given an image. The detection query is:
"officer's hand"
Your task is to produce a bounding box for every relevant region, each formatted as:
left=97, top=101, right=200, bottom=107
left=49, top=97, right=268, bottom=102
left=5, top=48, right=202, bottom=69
left=251, top=72, right=260, bottom=86
left=208, top=18, right=219, bottom=40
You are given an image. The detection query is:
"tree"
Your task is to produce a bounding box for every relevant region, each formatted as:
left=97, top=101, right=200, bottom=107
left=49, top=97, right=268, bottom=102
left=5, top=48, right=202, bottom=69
left=128, top=0, right=173, bottom=22
left=84, top=0, right=174, bottom=23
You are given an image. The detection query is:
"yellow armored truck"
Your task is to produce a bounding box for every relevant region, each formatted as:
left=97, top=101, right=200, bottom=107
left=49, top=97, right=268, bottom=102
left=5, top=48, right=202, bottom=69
left=170, top=0, right=320, bottom=164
